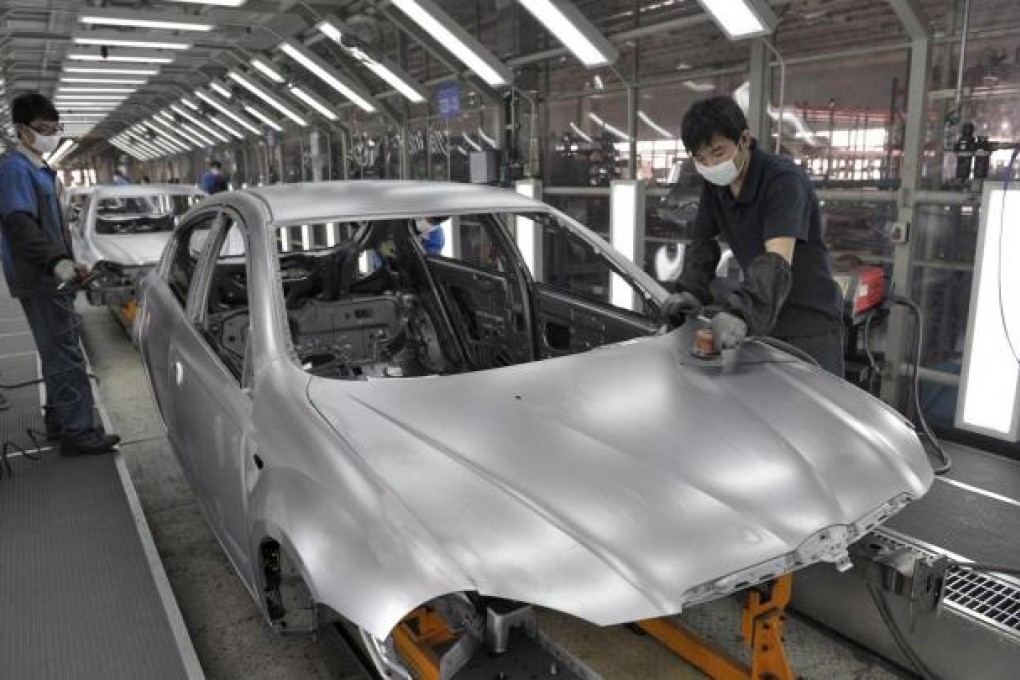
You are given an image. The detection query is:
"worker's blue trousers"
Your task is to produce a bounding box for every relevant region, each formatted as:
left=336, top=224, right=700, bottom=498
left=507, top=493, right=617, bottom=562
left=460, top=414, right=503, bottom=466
left=18, top=290, right=95, bottom=436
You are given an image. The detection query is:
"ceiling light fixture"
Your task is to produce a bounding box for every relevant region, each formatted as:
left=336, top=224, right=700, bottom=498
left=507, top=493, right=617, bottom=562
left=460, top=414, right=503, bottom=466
left=63, top=65, right=159, bottom=75
left=278, top=41, right=375, bottom=113
left=209, top=82, right=232, bottom=99
left=388, top=0, right=512, bottom=86
left=162, top=0, right=248, bottom=6
left=638, top=111, right=675, bottom=139
left=178, top=121, right=215, bottom=147
left=288, top=85, right=338, bottom=121
left=517, top=0, right=618, bottom=66
left=58, top=87, right=136, bottom=94
left=694, top=0, right=777, bottom=40
left=67, top=51, right=175, bottom=64
left=72, top=32, right=193, bottom=50
left=170, top=103, right=229, bottom=142
left=59, top=77, right=147, bottom=85
left=317, top=20, right=426, bottom=103
left=208, top=115, right=243, bottom=139
left=79, top=9, right=213, bottom=32
left=194, top=91, right=263, bottom=134
left=227, top=70, right=307, bottom=125
left=250, top=57, right=285, bottom=83
left=242, top=104, right=283, bottom=132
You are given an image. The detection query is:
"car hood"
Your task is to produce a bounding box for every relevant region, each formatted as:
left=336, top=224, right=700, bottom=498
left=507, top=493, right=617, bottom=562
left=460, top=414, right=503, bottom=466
left=306, top=328, right=933, bottom=627
left=81, top=232, right=171, bottom=267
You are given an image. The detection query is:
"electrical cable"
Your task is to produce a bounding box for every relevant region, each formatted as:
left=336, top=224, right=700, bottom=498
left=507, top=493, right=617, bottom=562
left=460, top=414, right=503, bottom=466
left=890, top=294, right=952, bottom=475
left=866, top=583, right=940, bottom=680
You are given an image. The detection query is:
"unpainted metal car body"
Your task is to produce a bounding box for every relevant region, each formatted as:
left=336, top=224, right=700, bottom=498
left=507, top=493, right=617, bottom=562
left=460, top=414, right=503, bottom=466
left=135, top=180, right=933, bottom=677
left=72, top=184, right=206, bottom=313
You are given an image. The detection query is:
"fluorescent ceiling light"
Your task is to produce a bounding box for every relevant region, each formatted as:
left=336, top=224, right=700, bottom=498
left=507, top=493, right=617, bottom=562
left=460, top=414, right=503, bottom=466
left=58, top=87, right=136, bottom=93
left=956, top=185, right=1020, bottom=441
left=288, top=85, right=338, bottom=121
left=683, top=80, right=716, bottom=92
left=210, top=82, right=232, bottom=99
left=347, top=46, right=426, bottom=103
left=162, top=0, right=247, bottom=5
left=243, top=105, right=283, bottom=132
left=569, top=121, right=593, bottom=143
left=56, top=106, right=119, bottom=111
left=170, top=103, right=229, bottom=142
left=56, top=94, right=129, bottom=100
left=182, top=98, right=200, bottom=111
left=79, top=9, right=214, bottom=32
left=317, top=20, right=426, bottom=103
left=209, top=115, right=243, bottom=139
left=178, top=121, right=215, bottom=146
left=250, top=57, right=285, bottom=83
left=194, top=91, right=263, bottom=134
left=389, top=0, right=512, bottom=86
left=63, top=65, right=159, bottom=75
left=227, top=70, right=307, bottom=125
left=72, top=32, right=192, bottom=50
left=279, top=41, right=375, bottom=113
left=60, top=77, right=147, bottom=84
left=638, top=110, right=674, bottom=139
left=694, top=0, right=777, bottom=40
left=46, top=139, right=76, bottom=164
left=517, top=0, right=617, bottom=67
left=588, top=112, right=629, bottom=141
left=67, top=51, right=174, bottom=64
left=149, top=117, right=198, bottom=147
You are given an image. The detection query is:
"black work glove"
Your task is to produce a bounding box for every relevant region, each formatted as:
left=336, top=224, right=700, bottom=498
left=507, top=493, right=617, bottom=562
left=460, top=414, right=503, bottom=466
left=713, top=252, right=793, bottom=336
left=660, top=291, right=702, bottom=326
left=711, top=311, right=748, bottom=351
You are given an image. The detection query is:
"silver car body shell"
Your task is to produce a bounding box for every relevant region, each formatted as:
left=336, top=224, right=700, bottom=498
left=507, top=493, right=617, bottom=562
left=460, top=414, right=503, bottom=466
left=136, top=181, right=933, bottom=642
left=73, top=184, right=206, bottom=268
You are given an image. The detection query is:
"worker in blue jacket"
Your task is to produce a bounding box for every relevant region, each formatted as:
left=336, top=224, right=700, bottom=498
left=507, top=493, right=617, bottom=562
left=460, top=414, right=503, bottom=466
left=200, top=160, right=229, bottom=194
left=0, top=93, right=120, bottom=455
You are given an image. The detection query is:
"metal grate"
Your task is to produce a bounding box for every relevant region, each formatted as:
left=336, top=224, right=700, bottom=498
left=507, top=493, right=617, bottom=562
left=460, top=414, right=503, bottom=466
left=873, top=529, right=1020, bottom=638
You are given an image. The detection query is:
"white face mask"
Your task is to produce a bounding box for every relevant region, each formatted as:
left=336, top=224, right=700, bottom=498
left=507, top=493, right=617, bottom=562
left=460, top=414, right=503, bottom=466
left=31, top=132, right=61, bottom=155
left=694, top=142, right=745, bottom=186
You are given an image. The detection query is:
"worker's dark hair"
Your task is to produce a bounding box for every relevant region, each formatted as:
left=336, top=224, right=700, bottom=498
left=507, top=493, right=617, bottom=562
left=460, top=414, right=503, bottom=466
left=209, top=160, right=222, bottom=170
left=11, top=92, right=59, bottom=126
left=681, top=95, right=748, bottom=154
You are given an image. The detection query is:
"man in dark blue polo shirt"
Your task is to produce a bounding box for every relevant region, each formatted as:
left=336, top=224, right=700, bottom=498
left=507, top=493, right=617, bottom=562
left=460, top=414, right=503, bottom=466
left=0, top=92, right=120, bottom=455
left=662, top=95, right=844, bottom=376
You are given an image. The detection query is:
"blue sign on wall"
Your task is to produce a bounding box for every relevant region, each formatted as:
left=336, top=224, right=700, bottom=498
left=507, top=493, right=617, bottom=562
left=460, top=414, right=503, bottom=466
left=436, top=83, right=461, bottom=119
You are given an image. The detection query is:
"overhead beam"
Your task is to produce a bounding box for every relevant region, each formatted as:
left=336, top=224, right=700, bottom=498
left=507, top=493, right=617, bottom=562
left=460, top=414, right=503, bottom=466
left=886, top=0, right=930, bottom=39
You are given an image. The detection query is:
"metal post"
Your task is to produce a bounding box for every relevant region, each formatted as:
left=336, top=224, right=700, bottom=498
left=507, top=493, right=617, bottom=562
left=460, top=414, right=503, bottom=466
left=883, top=35, right=932, bottom=406
left=747, top=40, right=772, bottom=143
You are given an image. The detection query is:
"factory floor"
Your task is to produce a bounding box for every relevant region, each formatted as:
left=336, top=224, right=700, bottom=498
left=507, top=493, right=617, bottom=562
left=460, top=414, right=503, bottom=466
left=80, top=303, right=908, bottom=680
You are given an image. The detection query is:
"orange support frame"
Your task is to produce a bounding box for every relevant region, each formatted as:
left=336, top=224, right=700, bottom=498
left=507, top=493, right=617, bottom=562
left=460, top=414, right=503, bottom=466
left=637, top=574, right=795, bottom=680
left=391, top=607, right=457, bottom=680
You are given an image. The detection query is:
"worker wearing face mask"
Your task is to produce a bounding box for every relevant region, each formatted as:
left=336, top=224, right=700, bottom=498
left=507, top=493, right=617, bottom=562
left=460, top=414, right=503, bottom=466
left=0, top=92, right=120, bottom=455
left=660, top=95, right=844, bottom=376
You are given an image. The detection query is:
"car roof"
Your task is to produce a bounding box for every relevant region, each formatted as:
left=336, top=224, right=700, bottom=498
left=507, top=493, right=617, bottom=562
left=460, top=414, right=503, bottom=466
left=91, top=184, right=205, bottom=199
left=242, top=180, right=548, bottom=224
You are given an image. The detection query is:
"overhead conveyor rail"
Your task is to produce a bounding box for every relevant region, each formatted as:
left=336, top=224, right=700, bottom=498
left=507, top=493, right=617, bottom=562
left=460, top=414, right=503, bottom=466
left=0, top=286, right=202, bottom=680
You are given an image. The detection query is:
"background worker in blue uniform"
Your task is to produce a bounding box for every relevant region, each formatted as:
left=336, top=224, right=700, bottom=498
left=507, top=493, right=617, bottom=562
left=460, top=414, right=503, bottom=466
left=661, top=95, right=844, bottom=376
left=199, top=160, right=229, bottom=194
left=0, top=92, right=120, bottom=455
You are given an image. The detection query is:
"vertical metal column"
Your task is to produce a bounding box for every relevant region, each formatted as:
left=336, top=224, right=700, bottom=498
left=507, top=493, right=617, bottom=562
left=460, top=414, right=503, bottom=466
left=747, top=39, right=772, bottom=142
left=883, top=22, right=932, bottom=405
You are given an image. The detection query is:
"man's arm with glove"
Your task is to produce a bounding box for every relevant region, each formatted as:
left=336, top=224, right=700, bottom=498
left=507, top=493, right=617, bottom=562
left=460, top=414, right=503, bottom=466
left=661, top=237, right=720, bottom=325
left=711, top=239, right=794, bottom=349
